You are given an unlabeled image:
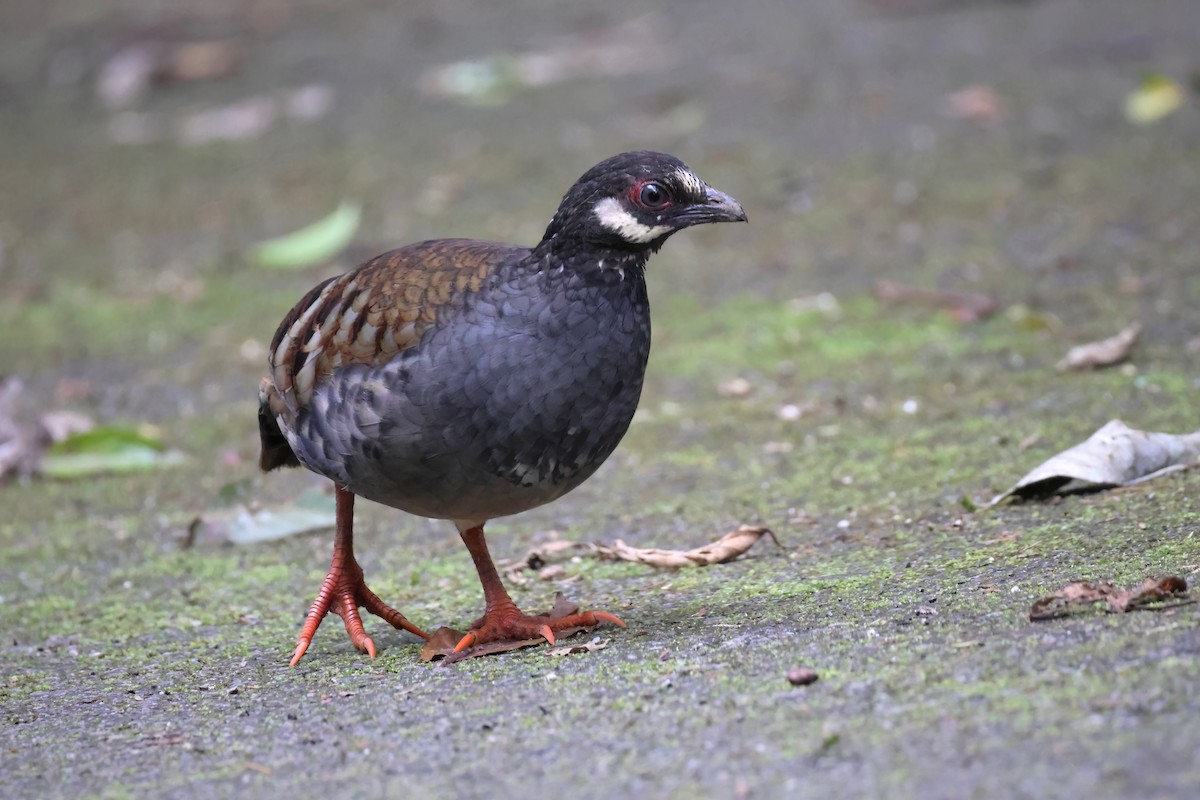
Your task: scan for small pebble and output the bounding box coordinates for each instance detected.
[787,667,819,686]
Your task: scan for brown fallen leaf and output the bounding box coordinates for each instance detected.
[872,280,998,323]
[593,524,779,569]
[158,40,240,84]
[1030,576,1190,621]
[988,420,1200,506]
[943,84,1006,123]
[1056,322,1142,371]
[420,593,599,663]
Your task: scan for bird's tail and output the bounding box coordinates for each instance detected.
[257,378,301,471]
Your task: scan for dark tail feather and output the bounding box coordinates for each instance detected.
[258,399,301,471]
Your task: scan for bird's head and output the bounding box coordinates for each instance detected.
[536,151,747,262]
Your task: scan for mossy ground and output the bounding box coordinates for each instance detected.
[2,1,1199,798]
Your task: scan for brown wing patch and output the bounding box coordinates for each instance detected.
[262,239,528,417]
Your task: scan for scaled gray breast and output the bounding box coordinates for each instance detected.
[294,262,651,520]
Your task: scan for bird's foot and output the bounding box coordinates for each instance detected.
[291,562,429,666]
[453,605,625,653]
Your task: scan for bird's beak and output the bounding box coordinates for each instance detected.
[682,186,748,225]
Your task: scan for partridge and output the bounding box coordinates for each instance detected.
[258,151,746,664]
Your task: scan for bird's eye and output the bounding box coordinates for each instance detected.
[638,182,669,208]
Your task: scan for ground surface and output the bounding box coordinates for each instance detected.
[2,1,1199,798]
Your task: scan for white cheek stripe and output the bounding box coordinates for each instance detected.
[593,197,671,244]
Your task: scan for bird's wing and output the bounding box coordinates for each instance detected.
[261,238,528,419]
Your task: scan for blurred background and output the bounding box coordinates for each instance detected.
[2,0,1198,541]
[3,0,1196,396]
[3,3,1199,796]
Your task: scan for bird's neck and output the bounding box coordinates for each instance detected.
[530,238,652,281]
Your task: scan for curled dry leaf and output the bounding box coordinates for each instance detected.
[594,524,779,569]
[989,420,1200,506]
[1056,322,1141,371]
[1030,576,1189,621]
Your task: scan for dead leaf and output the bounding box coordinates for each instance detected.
[0,378,46,482]
[546,637,609,657]
[159,41,240,84]
[717,377,754,398]
[873,280,997,323]
[420,593,599,663]
[1125,74,1185,125]
[418,15,668,106]
[177,96,278,145]
[989,420,1200,506]
[200,488,336,545]
[96,39,241,110]
[39,424,186,478]
[943,84,1006,123]
[519,539,589,570]
[96,43,161,108]
[1056,322,1142,371]
[594,525,779,569]
[1030,576,1189,620]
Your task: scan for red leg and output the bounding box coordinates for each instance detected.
[452,524,625,653]
[290,486,430,665]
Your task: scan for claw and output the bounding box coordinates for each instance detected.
[453,631,478,653]
[288,486,426,665]
[539,625,556,646]
[590,611,626,628]
[290,637,312,667]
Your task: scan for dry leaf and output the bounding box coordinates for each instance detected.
[989,420,1200,506]
[159,41,240,84]
[717,377,754,398]
[200,489,336,545]
[943,84,1005,123]
[419,15,668,105]
[873,280,997,323]
[594,525,779,569]
[518,539,590,569]
[420,593,599,663]
[1030,576,1189,620]
[1056,322,1142,371]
